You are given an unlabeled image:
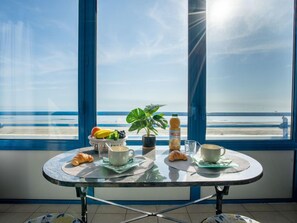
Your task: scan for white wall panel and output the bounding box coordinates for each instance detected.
[0,150,78,200]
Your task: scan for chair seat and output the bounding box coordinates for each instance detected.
[24,213,82,223]
[202,213,260,223]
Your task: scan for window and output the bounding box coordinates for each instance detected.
[96,0,188,141]
[1,0,297,150]
[206,0,294,140]
[0,0,79,140]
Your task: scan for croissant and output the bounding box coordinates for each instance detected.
[168,150,188,162]
[71,153,94,166]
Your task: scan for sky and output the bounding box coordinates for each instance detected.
[206,0,294,112]
[97,0,188,112]
[0,0,78,111]
[0,0,294,114]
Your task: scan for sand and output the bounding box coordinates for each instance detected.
[0,125,287,139]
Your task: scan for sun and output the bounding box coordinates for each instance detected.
[208,0,234,26]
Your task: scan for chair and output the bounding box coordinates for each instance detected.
[201,213,260,223]
[24,213,83,223]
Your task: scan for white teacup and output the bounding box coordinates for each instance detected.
[108,146,135,166]
[200,144,225,163]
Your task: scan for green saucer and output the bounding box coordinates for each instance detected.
[192,156,238,168]
[99,156,146,174]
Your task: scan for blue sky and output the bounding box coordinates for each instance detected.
[206,0,294,112]
[97,0,187,112]
[0,0,294,113]
[0,0,78,111]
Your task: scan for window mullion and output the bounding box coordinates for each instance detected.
[78,0,97,146]
[188,0,207,145]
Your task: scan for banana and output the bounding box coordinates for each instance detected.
[94,129,114,139]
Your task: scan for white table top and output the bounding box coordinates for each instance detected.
[43,146,263,188]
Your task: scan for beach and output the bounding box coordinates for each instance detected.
[0,125,288,140]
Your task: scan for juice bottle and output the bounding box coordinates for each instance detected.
[169,114,181,151]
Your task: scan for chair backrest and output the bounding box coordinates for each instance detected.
[202,213,260,223]
[24,213,83,223]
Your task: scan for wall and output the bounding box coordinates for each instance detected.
[0,150,294,202]
[0,151,77,200]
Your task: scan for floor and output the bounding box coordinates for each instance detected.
[1,202,297,223]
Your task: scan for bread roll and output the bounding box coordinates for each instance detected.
[71,153,94,166]
[168,150,187,162]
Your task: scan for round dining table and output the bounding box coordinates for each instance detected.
[43,146,263,223]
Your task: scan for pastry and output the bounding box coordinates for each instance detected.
[71,153,94,166]
[168,150,188,162]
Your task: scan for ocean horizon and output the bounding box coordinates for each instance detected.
[0,111,290,140]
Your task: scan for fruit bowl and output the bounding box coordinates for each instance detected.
[88,135,127,153]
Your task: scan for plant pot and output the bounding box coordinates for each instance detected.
[142,134,156,149]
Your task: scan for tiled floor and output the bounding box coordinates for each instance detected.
[1,202,297,223]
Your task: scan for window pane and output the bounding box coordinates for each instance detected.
[206,0,293,140]
[0,0,78,139]
[97,0,188,140]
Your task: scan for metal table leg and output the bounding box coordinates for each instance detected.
[78,186,229,223]
[215,186,229,215]
[85,192,216,223]
[76,187,88,223]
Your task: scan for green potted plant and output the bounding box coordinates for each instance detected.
[126,104,168,149]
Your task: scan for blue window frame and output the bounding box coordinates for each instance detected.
[0,0,96,150]
[189,0,297,151]
[1,0,297,151]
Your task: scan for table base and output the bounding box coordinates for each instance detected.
[76,186,230,223]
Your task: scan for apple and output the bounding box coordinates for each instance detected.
[91,126,101,137]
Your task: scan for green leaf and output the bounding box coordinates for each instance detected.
[150,126,158,135]
[153,115,168,128]
[128,120,143,132]
[153,114,163,120]
[126,108,145,123]
[126,104,167,136]
[159,119,168,129]
[154,120,166,129]
[144,104,164,115]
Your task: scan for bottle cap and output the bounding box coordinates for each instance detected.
[172,114,178,117]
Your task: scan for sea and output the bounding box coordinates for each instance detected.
[0,112,291,140]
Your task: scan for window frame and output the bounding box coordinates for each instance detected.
[0,0,97,151]
[0,0,296,151]
[189,0,297,151]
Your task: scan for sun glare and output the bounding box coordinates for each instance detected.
[208,0,233,26]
